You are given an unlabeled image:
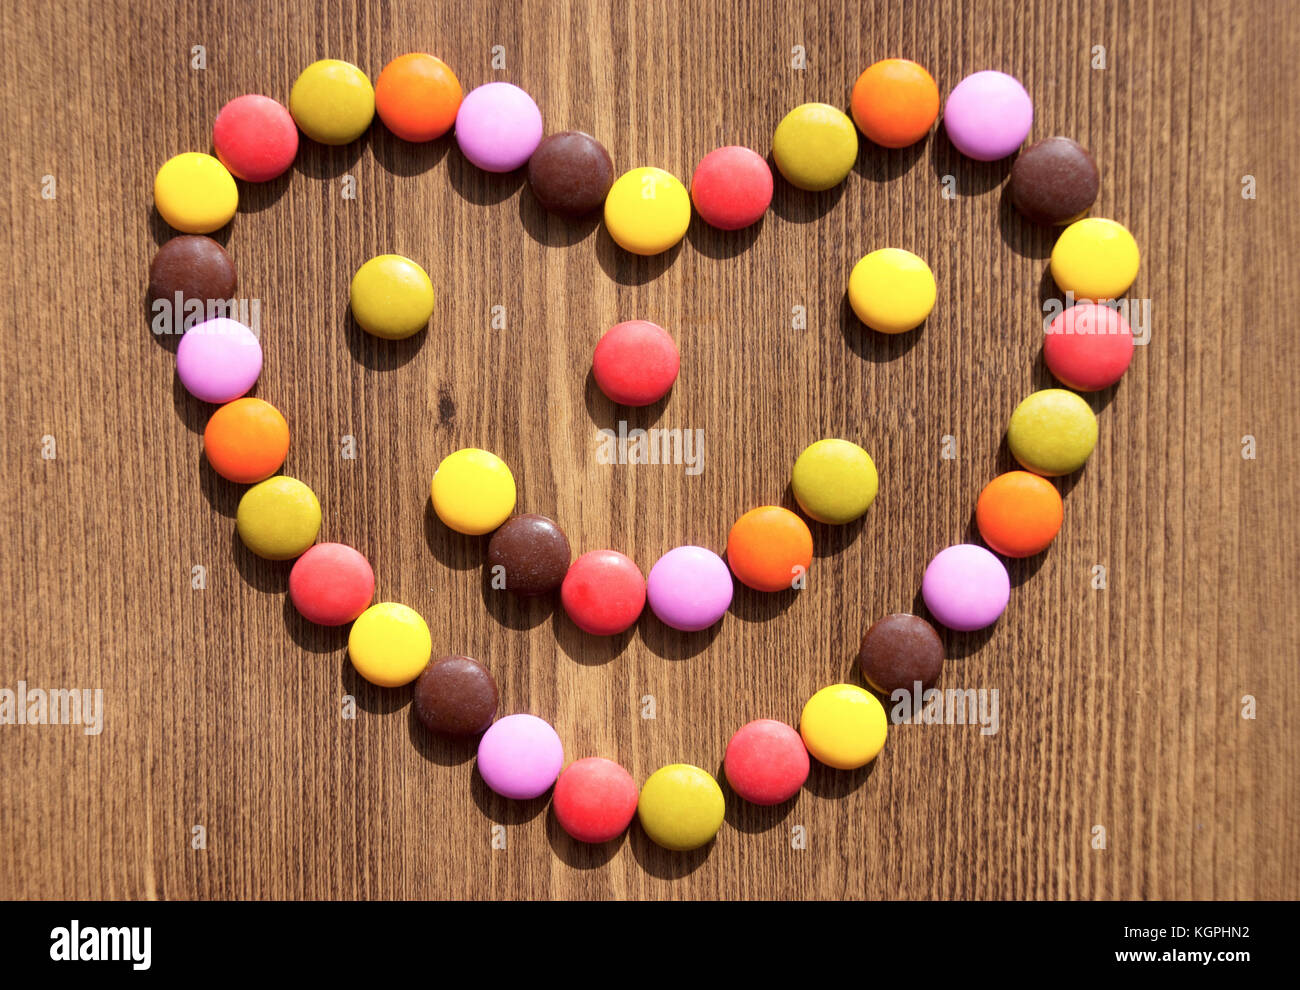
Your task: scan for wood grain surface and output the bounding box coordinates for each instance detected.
[2,0,1298,901]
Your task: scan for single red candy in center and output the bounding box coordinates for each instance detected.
[560,550,645,635]
[592,320,680,406]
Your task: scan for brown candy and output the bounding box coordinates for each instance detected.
[413,656,498,736]
[1008,136,1099,226]
[858,613,944,694]
[148,234,237,305]
[526,131,614,218]
[487,513,571,596]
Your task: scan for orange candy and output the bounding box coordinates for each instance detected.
[850,58,940,149]
[976,471,1063,558]
[204,397,290,484]
[374,53,463,142]
[726,506,814,592]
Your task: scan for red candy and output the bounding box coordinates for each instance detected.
[560,550,646,635]
[552,757,639,843]
[690,145,773,230]
[213,94,299,182]
[1043,302,1135,391]
[591,320,679,407]
[724,719,810,805]
[288,543,375,625]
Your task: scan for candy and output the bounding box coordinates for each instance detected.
[289,59,375,145]
[723,719,809,805]
[1050,217,1140,300]
[1008,136,1099,225]
[527,131,614,217]
[976,471,1063,558]
[349,254,435,340]
[850,58,940,149]
[153,152,238,233]
[921,544,1010,631]
[645,546,734,632]
[148,235,236,317]
[235,476,321,561]
[637,764,725,851]
[413,656,498,735]
[603,166,691,255]
[942,70,1033,161]
[771,103,858,191]
[374,53,462,142]
[476,713,564,800]
[486,514,571,596]
[560,550,645,635]
[348,602,431,687]
[848,248,936,333]
[858,613,944,694]
[212,94,298,182]
[790,438,879,524]
[591,320,680,406]
[1006,388,1098,476]
[455,82,543,172]
[552,757,640,843]
[726,506,812,593]
[288,543,375,625]
[430,448,517,535]
[800,684,887,769]
[176,317,262,403]
[689,145,773,230]
[1044,302,1135,391]
[203,397,289,483]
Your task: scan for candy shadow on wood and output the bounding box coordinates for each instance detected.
[551,607,635,665]
[781,481,867,558]
[685,214,764,260]
[594,224,681,286]
[910,586,998,660]
[446,150,526,206]
[143,293,183,352]
[282,593,349,654]
[197,449,240,518]
[583,366,668,428]
[629,823,713,879]
[470,769,549,825]
[637,609,720,661]
[725,576,798,623]
[768,166,846,224]
[343,312,426,372]
[1029,344,1122,416]
[803,755,875,799]
[854,136,928,184]
[235,171,292,215]
[928,128,1015,196]
[517,188,600,248]
[479,567,555,631]
[993,433,1085,500]
[230,527,291,594]
[544,804,626,869]
[148,206,231,249]
[338,654,411,716]
[172,371,209,434]
[406,705,478,767]
[961,507,1048,589]
[998,182,1055,259]
[839,292,924,363]
[716,757,797,834]
[423,496,481,572]
[370,128,452,179]
[293,135,366,181]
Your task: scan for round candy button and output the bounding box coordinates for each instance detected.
[153,152,238,233]
[646,546,734,632]
[348,602,431,687]
[1044,302,1135,391]
[235,476,321,561]
[203,397,289,483]
[771,103,859,191]
[848,248,936,333]
[1050,217,1141,300]
[349,254,435,340]
[604,167,692,255]
[553,757,640,844]
[486,514,571,596]
[477,713,564,800]
[148,236,237,317]
[289,59,375,145]
[724,719,809,805]
[800,684,888,769]
[176,317,262,403]
[430,448,517,535]
[858,613,945,694]
[527,131,615,217]
[790,438,879,524]
[921,544,1011,631]
[850,58,941,148]
[943,70,1033,161]
[560,550,646,636]
[413,656,498,736]
[690,145,773,230]
[726,506,813,593]
[374,52,462,142]
[591,320,680,406]
[212,94,298,182]
[288,542,375,625]
[455,82,543,172]
[637,764,725,851]
[1009,136,1099,225]
[1007,388,1098,476]
[976,471,1063,558]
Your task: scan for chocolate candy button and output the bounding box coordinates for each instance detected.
[858,613,945,694]
[486,514,572,596]
[413,656,499,736]
[148,235,237,325]
[1009,137,1100,226]
[527,131,614,218]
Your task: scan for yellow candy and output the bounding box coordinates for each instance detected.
[289,59,375,145]
[848,248,936,333]
[772,103,859,191]
[800,684,887,769]
[637,764,725,851]
[348,602,432,687]
[235,476,321,560]
[791,439,878,524]
[603,166,691,255]
[153,153,238,233]
[1007,388,1098,477]
[430,448,516,535]
[349,254,435,339]
[1049,217,1140,300]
